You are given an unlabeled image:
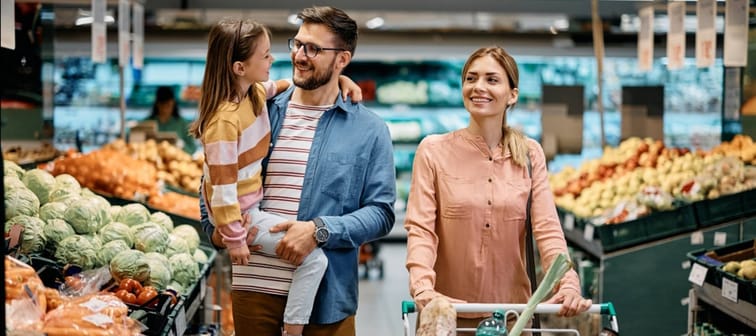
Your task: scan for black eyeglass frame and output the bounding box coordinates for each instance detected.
[288,38,346,58]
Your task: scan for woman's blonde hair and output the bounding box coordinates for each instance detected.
[189,19,270,138]
[462,46,529,168]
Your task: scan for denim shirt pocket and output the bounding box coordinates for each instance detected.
[320,152,358,204]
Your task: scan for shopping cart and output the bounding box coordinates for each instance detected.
[401,300,619,336]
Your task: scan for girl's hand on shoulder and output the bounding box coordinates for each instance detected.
[339,75,363,102]
[545,288,592,317]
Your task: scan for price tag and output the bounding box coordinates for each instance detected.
[200,276,207,300]
[7,224,23,249]
[564,214,575,231]
[174,307,187,336]
[680,297,690,306]
[583,225,595,241]
[688,263,708,286]
[690,231,704,245]
[722,277,738,303]
[681,261,691,270]
[713,232,727,246]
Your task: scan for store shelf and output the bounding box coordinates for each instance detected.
[692,282,756,330]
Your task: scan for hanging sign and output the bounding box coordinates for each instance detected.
[1,0,14,49]
[92,0,106,63]
[638,6,654,72]
[667,2,685,70]
[696,0,717,68]
[119,0,130,67]
[132,2,144,69]
[724,0,749,66]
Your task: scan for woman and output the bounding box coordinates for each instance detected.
[146,85,197,154]
[404,46,592,334]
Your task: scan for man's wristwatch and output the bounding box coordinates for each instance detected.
[313,217,330,247]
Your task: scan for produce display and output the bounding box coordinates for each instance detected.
[550,135,756,224]
[721,259,756,280]
[3,143,61,165]
[4,161,212,335]
[103,138,203,195]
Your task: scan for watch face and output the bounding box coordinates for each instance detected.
[316,228,329,242]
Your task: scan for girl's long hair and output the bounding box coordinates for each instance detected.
[462,46,529,168]
[190,18,270,138]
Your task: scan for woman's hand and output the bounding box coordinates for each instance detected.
[338,75,363,102]
[545,287,592,317]
[414,290,466,312]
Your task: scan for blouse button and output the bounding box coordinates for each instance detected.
[488,200,492,205]
[485,223,490,228]
[488,178,492,183]
[489,156,493,161]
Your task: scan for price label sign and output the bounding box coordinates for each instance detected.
[713,232,727,246]
[681,261,691,270]
[583,224,594,241]
[691,231,704,245]
[688,263,708,286]
[564,214,575,231]
[721,277,738,303]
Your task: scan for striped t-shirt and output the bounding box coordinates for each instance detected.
[202,81,276,248]
[230,102,330,294]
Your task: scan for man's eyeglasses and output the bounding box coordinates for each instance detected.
[288,38,345,58]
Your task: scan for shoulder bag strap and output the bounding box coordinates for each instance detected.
[524,152,542,333]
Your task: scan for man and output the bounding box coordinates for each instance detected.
[201,6,396,336]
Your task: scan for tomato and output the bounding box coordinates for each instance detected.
[118,278,143,294]
[114,289,130,303]
[137,288,158,306]
[124,292,137,304]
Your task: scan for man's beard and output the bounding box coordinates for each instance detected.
[292,57,336,90]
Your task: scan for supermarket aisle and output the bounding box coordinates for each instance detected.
[356,242,414,336]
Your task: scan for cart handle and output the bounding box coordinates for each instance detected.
[401,300,616,316]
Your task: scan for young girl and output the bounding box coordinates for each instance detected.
[189,18,360,336]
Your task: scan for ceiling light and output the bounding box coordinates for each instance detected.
[365,17,385,29]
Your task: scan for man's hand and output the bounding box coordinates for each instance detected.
[269,220,317,265]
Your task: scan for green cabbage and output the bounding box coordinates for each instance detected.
[109,206,122,222]
[54,174,81,194]
[165,234,190,257]
[115,203,151,227]
[43,218,75,251]
[150,211,174,232]
[110,249,150,282]
[5,215,47,254]
[84,195,112,229]
[193,248,209,264]
[167,281,185,295]
[55,235,98,269]
[39,202,67,221]
[47,187,81,206]
[168,252,200,287]
[63,198,103,234]
[5,187,40,219]
[5,175,26,192]
[98,222,134,248]
[22,169,56,204]
[97,240,131,266]
[145,258,172,291]
[145,252,170,265]
[171,224,200,253]
[4,160,25,179]
[132,222,170,253]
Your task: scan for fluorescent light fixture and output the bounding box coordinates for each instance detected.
[75,15,115,25]
[365,17,385,29]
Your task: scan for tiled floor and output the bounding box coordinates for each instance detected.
[355,242,415,336]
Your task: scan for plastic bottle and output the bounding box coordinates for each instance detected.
[475,309,508,336]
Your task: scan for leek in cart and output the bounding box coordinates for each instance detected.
[509,253,572,336]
